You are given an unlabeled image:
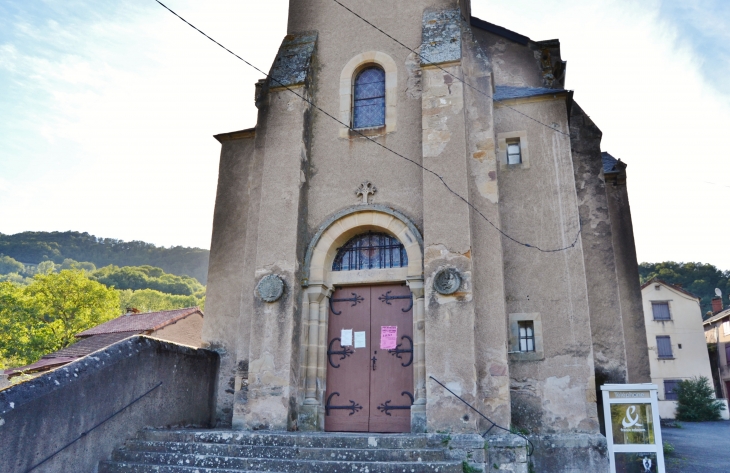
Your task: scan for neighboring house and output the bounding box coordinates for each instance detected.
[641,278,721,419]
[704,297,730,402]
[4,307,204,378]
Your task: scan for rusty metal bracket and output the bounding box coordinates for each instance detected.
[377,391,414,416]
[387,335,414,367]
[378,290,413,312]
[327,338,354,368]
[329,293,364,315]
[325,392,363,416]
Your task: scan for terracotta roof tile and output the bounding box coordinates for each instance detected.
[4,357,78,377]
[51,332,140,357]
[640,277,700,300]
[76,307,202,337]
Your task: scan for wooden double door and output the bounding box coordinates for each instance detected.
[325,284,414,433]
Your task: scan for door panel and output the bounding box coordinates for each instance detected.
[369,284,414,433]
[324,284,413,433]
[325,287,371,432]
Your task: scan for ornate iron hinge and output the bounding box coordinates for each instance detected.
[329,293,365,315]
[325,392,363,416]
[378,290,413,312]
[387,335,414,367]
[377,391,414,416]
[327,338,354,368]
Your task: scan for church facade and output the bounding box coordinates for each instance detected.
[202,0,649,459]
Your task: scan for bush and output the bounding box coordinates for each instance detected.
[675,376,726,421]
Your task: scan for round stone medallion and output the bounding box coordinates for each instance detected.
[257,274,284,302]
[433,268,461,295]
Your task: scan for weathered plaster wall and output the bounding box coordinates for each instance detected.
[202,131,260,426]
[569,103,628,386]
[0,337,217,473]
[152,312,204,347]
[605,169,652,383]
[495,97,599,434]
[462,26,511,428]
[706,315,730,399]
[202,130,260,425]
[293,0,432,236]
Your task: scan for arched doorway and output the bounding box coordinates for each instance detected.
[301,206,425,432]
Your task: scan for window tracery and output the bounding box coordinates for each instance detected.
[332,232,407,271]
[353,67,386,129]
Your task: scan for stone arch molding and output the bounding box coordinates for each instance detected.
[339,51,398,138]
[299,205,427,430]
[304,205,423,287]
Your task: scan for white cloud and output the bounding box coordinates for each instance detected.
[1,0,729,272]
[472,0,730,269]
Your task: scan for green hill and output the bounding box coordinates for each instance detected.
[639,262,730,318]
[0,231,209,283]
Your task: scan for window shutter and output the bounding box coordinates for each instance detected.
[652,302,670,320]
[657,336,673,358]
[664,380,679,400]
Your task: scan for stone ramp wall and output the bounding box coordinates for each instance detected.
[0,336,218,473]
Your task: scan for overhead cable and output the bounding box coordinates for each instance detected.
[331,0,571,137]
[152,0,581,253]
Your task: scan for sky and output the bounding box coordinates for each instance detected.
[0,0,728,270]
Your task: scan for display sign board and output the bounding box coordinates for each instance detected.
[601,384,665,473]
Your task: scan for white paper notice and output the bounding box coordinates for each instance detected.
[340,329,353,346]
[354,331,366,348]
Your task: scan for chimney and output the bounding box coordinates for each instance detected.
[711,296,723,315]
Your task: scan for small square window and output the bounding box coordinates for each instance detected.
[507,140,522,165]
[518,321,535,352]
[657,336,673,358]
[652,302,670,320]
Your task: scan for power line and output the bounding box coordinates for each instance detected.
[331,0,571,137]
[152,0,581,253]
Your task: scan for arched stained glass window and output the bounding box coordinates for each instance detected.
[332,232,408,271]
[353,67,385,129]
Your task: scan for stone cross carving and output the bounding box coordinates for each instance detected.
[355,181,377,205]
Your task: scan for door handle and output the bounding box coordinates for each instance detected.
[371,352,377,371]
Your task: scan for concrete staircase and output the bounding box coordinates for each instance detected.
[98,429,482,473]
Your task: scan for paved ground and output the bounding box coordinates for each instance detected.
[662,421,730,472]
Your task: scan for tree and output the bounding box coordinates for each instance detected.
[91,265,204,296]
[0,269,123,367]
[675,376,726,422]
[0,255,25,274]
[639,262,730,317]
[0,231,209,283]
[117,288,203,313]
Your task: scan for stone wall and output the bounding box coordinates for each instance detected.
[569,102,629,387]
[203,129,260,426]
[605,163,652,383]
[0,336,218,473]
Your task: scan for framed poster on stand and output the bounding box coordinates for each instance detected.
[601,384,665,473]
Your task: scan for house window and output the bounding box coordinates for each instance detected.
[657,336,673,358]
[723,320,730,336]
[651,302,670,320]
[332,232,407,271]
[725,343,730,364]
[518,321,535,352]
[506,139,522,164]
[664,380,680,401]
[353,66,385,129]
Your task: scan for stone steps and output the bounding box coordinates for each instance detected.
[123,440,448,462]
[98,429,468,473]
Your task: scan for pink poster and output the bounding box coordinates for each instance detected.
[380,326,398,350]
